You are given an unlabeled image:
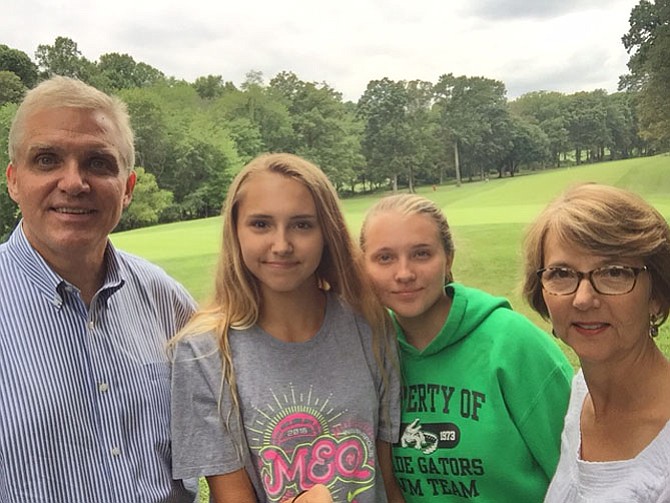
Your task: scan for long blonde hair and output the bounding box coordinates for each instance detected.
[175,153,394,423]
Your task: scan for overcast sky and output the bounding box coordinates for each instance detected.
[2,0,639,102]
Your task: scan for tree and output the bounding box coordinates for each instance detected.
[193,74,235,99]
[117,167,173,230]
[268,71,303,104]
[212,81,294,154]
[96,53,165,90]
[434,74,510,183]
[564,90,611,163]
[0,45,38,88]
[133,62,166,88]
[402,80,440,188]
[121,90,174,182]
[241,69,264,90]
[167,139,232,218]
[35,36,95,81]
[621,0,670,148]
[357,78,420,191]
[267,72,360,188]
[510,91,570,167]
[501,117,550,176]
[0,71,26,106]
[97,53,138,90]
[604,91,644,158]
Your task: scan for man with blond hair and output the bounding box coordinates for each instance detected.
[0,76,197,502]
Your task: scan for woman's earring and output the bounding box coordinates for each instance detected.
[650,314,660,338]
[317,276,331,291]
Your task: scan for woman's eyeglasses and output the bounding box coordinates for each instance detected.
[536,265,648,296]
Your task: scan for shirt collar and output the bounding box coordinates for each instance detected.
[7,222,125,307]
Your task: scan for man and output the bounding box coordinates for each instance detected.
[0,76,197,502]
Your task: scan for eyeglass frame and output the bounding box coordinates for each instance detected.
[536,265,649,296]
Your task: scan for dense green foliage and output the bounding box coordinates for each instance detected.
[0,44,38,88]
[621,0,670,148]
[0,71,26,106]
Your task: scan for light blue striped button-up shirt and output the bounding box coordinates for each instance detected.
[0,224,198,503]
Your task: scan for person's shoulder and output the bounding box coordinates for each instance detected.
[116,248,165,272]
[329,293,367,324]
[485,307,557,351]
[174,329,220,360]
[457,285,562,354]
[0,235,17,262]
[114,248,194,305]
[327,293,375,341]
[0,241,11,267]
[453,284,529,328]
[116,249,180,286]
[0,239,22,283]
[0,249,10,287]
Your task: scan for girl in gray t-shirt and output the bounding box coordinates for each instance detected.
[170,153,402,503]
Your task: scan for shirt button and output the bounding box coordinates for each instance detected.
[111,447,121,456]
[98,382,109,392]
[88,321,95,330]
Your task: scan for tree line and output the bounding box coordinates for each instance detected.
[0,0,668,239]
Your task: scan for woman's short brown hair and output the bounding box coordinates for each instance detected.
[522,183,670,324]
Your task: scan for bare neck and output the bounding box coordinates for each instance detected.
[258,283,327,343]
[582,343,670,416]
[397,294,452,351]
[579,344,670,462]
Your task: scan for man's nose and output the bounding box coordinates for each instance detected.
[58,160,90,194]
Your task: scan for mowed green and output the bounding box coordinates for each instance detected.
[111,154,670,366]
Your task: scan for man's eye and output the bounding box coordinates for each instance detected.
[35,154,58,167]
[88,157,119,174]
[89,158,109,170]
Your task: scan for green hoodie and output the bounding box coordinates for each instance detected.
[392,283,573,502]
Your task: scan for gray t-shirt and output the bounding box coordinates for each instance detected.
[171,293,400,503]
[545,370,670,502]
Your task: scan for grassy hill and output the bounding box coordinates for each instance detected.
[111,154,670,365]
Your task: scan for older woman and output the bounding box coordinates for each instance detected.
[523,183,670,502]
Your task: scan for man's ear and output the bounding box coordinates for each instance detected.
[6,163,20,204]
[122,170,137,208]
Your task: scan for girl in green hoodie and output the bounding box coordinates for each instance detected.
[360,194,573,503]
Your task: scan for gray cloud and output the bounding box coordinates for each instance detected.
[465,0,623,20]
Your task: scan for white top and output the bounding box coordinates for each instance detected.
[545,370,670,502]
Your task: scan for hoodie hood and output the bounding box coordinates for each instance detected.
[392,282,512,357]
